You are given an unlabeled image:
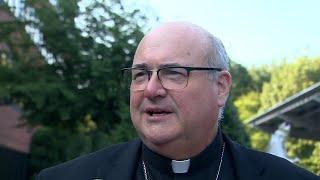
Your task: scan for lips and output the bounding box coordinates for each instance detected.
[144,107,173,117]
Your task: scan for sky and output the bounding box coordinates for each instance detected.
[135,0,320,67]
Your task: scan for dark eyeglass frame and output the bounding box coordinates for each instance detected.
[121,66,223,90]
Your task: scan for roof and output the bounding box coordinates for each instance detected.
[249,81,320,140]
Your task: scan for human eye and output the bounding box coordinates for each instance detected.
[132,69,148,82]
[162,68,187,80]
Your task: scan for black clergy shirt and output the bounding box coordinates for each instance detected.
[135,129,237,180]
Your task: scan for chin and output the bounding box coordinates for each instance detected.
[142,128,180,146]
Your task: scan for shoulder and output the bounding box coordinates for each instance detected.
[36,138,141,180]
[228,139,318,179]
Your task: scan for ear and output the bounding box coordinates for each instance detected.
[216,71,232,107]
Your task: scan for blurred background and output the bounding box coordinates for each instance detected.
[0,0,319,179]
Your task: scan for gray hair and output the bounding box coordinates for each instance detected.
[204,34,230,123]
[205,34,230,80]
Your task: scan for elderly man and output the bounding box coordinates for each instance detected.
[36,22,318,180]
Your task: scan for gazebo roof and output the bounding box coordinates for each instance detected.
[249,81,320,140]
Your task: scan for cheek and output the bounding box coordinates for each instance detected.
[170,91,199,123]
[130,93,143,120]
[130,94,144,135]
[173,87,218,125]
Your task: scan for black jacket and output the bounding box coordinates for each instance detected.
[36,135,318,180]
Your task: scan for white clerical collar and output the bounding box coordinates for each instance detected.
[171,159,190,173]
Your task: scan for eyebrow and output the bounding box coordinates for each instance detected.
[159,63,182,68]
[132,63,147,68]
[132,63,183,69]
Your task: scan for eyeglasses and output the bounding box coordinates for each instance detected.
[121,66,222,91]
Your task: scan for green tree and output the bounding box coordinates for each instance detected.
[229,61,253,100]
[231,62,271,151]
[221,96,250,147]
[0,0,146,177]
[234,91,260,123]
[248,65,271,92]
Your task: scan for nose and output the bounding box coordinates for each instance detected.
[144,71,167,99]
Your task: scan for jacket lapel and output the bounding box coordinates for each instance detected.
[97,139,143,180]
[224,134,266,180]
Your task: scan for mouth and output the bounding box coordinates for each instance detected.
[145,107,173,117]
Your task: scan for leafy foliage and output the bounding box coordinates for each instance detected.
[229,61,253,100]
[221,96,250,147]
[234,91,261,123]
[248,65,271,92]
[1,0,145,177]
[231,62,270,150]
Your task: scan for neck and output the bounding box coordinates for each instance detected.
[141,127,225,176]
[143,126,218,160]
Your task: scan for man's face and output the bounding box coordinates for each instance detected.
[130,25,227,150]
